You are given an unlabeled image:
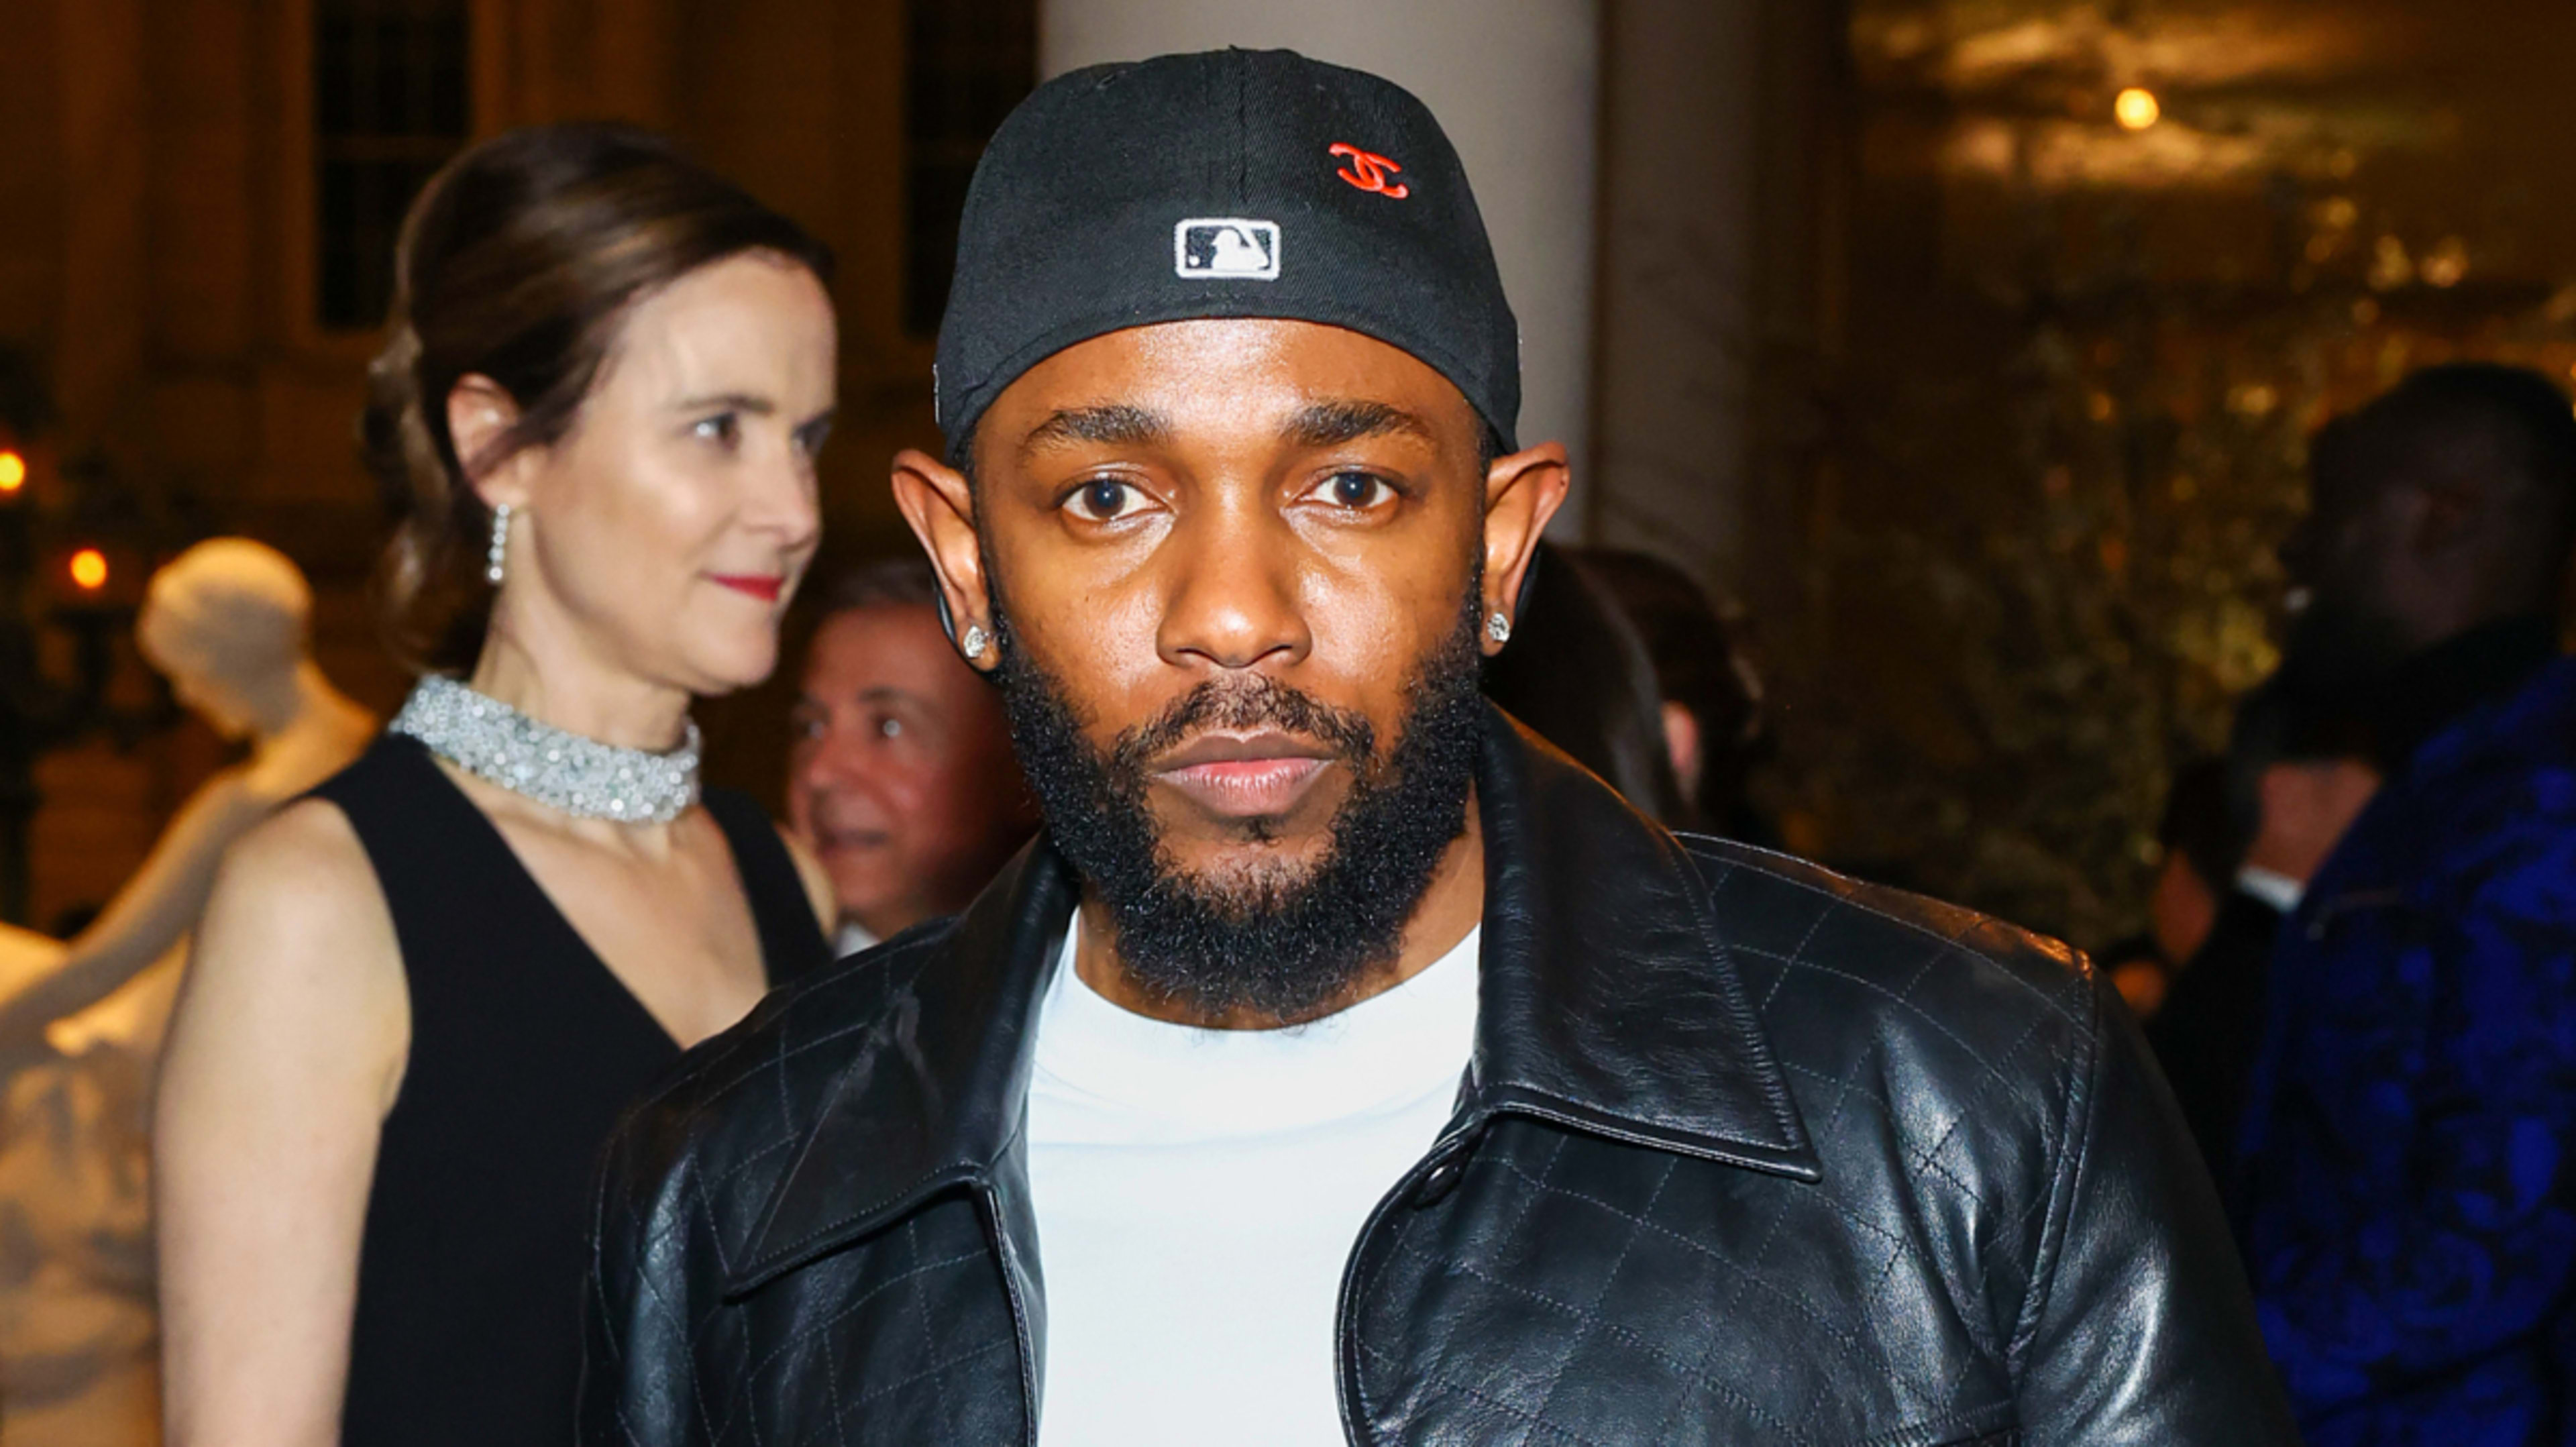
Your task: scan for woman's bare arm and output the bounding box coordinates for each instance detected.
[155,798,409,1447]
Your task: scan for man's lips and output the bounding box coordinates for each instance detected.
[804,828,896,859]
[711,574,785,603]
[809,824,891,855]
[1149,731,1337,817]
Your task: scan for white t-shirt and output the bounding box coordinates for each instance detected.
[1025,924,1481,1445]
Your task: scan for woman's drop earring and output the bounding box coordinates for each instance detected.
[961,624,991,661]
[486,504,513,586]
[1486,611,1512,645]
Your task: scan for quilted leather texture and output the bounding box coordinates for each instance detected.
[582,712,2298,1446]
[582,936,1037,1445]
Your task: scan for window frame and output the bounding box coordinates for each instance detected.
[272,0,508,360]
[900,0,1037,339]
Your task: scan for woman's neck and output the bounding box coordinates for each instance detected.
[468,610,692,751]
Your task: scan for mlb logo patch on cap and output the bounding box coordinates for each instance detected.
[1175,219,1281,280]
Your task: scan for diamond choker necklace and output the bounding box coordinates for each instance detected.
[389,673,701,823]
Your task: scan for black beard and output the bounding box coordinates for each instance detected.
[991,593,1485,1024]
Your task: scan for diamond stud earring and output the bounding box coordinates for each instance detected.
[1486,611,1512,645]
[486,503,513,586]
[961,624,991,661]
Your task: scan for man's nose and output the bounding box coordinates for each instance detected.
[1155,503,1309,673]
[796,725,869,790]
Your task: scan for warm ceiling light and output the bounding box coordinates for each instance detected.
[2114,87,2162,131]
[0,451,24,492]
[68,547,107,591]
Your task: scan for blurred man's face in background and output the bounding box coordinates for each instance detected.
[2278,437,2420,698]
[789,603,1033,942]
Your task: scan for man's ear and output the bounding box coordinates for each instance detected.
[891,448,996,671]
[446,375,534,508]
[1479,441,1572,654]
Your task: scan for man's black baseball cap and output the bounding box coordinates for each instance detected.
[934,48,1520,462]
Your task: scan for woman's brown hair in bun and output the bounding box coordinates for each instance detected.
[362,123,833,671]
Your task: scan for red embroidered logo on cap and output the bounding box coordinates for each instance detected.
[1330,144,1410,199]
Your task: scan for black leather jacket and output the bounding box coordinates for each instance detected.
[582,711,2297,1444]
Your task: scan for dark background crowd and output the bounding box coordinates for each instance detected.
[1,1,2574,1442]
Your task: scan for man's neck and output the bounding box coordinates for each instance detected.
[1073,796,1486,1030]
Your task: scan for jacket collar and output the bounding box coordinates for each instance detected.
[1462,707,1819,1179]
[729,706,1816,1295]
[2369,615,2560,772]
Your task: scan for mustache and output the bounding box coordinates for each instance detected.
[1111,675,1377,776]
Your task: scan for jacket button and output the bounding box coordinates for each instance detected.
[1410,1151,1468,1208]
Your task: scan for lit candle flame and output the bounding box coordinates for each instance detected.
[0,451,24,493]
[2114,88,2161,131]
[70,548,108,591]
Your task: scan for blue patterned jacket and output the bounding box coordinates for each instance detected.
[2237,651,2576,1445]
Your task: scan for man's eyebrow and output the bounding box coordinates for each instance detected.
[1283,400,1435,451]
[796,684,941,720]
[860,684,947,725]
[674,391,777,415]
[1019,404,1171,458]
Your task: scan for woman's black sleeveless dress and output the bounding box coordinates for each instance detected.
[311,732,828,1444]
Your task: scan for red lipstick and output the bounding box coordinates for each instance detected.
[710,574,785,603]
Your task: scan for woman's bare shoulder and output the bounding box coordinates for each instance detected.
[193,796,399,989]
[166,796,409,1117]
[220,796,379,898]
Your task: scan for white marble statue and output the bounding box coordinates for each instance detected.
[0,537,373,1444]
